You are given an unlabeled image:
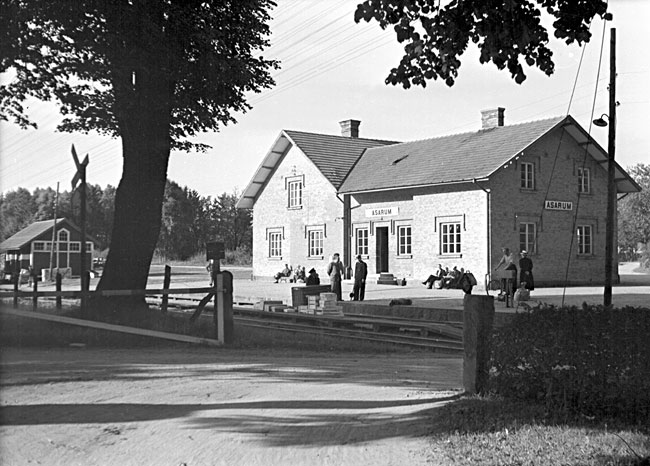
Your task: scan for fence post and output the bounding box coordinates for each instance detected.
[13,272,19,308]
[56,273,62,310]
[32,276,38,310]
[463,294,495,395]
[161,265,171,313]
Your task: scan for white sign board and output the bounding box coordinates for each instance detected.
[544,200,573,211]
[365,206,399,218]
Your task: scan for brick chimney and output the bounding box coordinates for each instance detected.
[339,119,361,138]
[480,107,505,129]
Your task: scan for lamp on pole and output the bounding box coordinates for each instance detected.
[592,28,616,306]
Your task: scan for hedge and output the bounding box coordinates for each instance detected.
[489,304,650,424]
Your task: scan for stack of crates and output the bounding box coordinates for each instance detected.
[317,292,343,316]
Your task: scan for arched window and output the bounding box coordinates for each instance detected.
[58,229,69,242]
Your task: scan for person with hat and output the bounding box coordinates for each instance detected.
[306,268,320,286]
[327,253,345,300]
[519,250,535,290]
[352,254,368,301]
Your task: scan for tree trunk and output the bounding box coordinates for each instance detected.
[92,16,173,316]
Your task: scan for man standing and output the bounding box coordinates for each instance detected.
[353,255,368,301]
[326,253,344,301]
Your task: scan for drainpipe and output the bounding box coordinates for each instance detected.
[473,179,491,293]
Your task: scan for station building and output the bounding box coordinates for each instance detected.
[237,108,641,287]
[0,218,94,280]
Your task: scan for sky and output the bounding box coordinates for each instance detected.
[1,0,648,198]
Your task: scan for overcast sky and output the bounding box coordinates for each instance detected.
[1,0,648,198]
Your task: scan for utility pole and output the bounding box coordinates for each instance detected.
[49,182,59,280]
[604,28,616,306]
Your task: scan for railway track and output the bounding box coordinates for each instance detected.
[145,295,464,353]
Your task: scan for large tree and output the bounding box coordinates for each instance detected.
[355,0,609,87]
[618,164,650,266]
[1,1,277,311]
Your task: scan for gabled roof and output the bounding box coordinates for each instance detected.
[1,218,66,251]
[339,115,641,194]
[236,130,397,209]
[1,218,77,251]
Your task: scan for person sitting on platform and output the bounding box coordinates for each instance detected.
[423,264,446,289]
[443,266,461,289]
[306,268,320,286]
[292,265,306,283]
[273,264,292,283]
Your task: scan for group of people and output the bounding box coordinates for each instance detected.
[327,253,368,301]
[273,264,321,284]
[494,247,535,300]
[422,264,476,293]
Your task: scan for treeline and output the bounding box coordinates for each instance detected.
[0,180,252,262]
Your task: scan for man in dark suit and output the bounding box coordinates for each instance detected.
[353,255,368,301]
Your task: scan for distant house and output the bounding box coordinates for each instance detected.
[0,218,94,280]
[237,109,641,287]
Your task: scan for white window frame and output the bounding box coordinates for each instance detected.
[33,241,46,252]
[577,225,593,255]
[269,232,282,258]
[521,162,535,190]
[288,180,303,209]
[355,228,369,257]
[519,222,536,254]
[397,225,412,255]
[578,167,591,194]
[57,229,69,242]
[308,230,324,257]
[440,222,461,255]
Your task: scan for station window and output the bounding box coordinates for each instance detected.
[58,230,69,242]
[519,222,536,254]
[288,180,302,209]
[397,225,412,255]
[70,242,80,252]
[355,228,368,256]
[441,222,461,254]
[269,232,282,258]
[577,225,593,255]
[33,241,45,251]
[578,167,591,193]
[308,230,324,257]
[521,162,535,190]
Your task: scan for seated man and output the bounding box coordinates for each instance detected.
[273,264,292,283]
[306,268,320,286]
[443,266,461,289]
[293,265,306,283]
[422,264,446,289]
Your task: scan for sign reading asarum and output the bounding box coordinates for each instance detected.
[544,200,573,211]
[365,206,399,218]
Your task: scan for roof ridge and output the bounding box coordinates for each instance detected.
[367,115,567,149]
[283,129,399,145]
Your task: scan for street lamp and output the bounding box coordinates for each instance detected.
[593,114,609,127]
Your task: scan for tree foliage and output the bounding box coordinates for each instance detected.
[355,0,609,87]
[0,1,276,309]
[618,164,650,266]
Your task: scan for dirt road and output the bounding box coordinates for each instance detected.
[0,347,462,466]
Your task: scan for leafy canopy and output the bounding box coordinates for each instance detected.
[355,0,609,87]
[0,0,279,151]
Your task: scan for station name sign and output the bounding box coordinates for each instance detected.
[366,206,399,218]
[544,200,573,211]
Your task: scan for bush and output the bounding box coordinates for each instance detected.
[489,304,650,424]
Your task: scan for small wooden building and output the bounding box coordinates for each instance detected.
[0,218,94,279]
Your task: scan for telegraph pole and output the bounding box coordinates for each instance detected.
[604,28,616,306]
[71,145,89,310]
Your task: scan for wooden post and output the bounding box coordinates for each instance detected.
[463,295,495,395]
[161,265,171,313]
[56,273,62,310]
[32,275,38,310]
[13,268,19,308]
[222,270,234,344]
